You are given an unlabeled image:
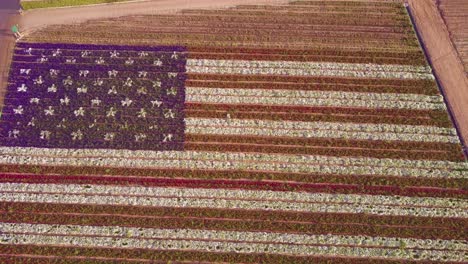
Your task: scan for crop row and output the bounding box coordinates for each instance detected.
[185,87,444,110]
[1,209,462,240]
[105,18,412,33]
[1,148,466,180]
[289,1,404,8]
[5,182,464,208]
[184,134,462,161]
[1,172,465,198]
[186,74,438,95]
[32,31,415,48]
[3,201,465,232]
[185,103,452,127]
[1,221,464,251]
[0,244,452,264]
[1,163,465,192]
[0,189,465,219]
[3,146,465,170]
[1,233,461,262]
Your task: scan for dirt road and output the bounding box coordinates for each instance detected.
[0,0,20,108]
[408,0,468,154]
[19,0,290,34]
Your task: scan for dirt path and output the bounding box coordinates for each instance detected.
[408,0,468,155]
[0,0,20,108]
[19,0,290,34]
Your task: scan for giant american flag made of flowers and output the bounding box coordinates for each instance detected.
[1,43,186,151]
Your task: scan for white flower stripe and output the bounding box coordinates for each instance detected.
[186,59,432,73]
[186,93,445,111]
[0,227,464,262]
[1,223,466,251]
[187,66,434,80]
[186,119,457,136]
[187,125,460,143]
[2,183,465,209]
[185,118,460,144]
[0,192,466,218]
[1,147,466,169]
[1,154,467,179]
[187,87,445,103]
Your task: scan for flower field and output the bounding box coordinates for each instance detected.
[0,0,467,263]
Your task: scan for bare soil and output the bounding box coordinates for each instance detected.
[408,0,468,154]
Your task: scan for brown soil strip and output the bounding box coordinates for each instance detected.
[408,0,468,158]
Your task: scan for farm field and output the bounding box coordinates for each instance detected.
[21,0,132,10]
[0,0,467,263]
[435,0,468,73]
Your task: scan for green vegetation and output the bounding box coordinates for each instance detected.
[21,0,131,10]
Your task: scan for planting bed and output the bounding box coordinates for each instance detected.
[436,0,468,72]
[0,0,467,263]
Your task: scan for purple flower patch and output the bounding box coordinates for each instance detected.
[1,43,187,151]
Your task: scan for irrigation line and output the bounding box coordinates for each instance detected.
[405,4,468,160]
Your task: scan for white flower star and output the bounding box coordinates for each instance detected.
[74,107,85,117]
[77,85,88,94]
[137,87,147,95]
[71,130,83,140]
[79,70,89,77]
[49,69,59,76]
[163,133,173,142]
[95,57,105,64]
[48,84,57,93]
[121,97,133,107]
[151,100,162,108]
[138,51,149,57]
[33,76,44,85]
[40,130,51,140]
[29,98,40,104]
[63,76,73,86]
[123,78,133,87]
[60,96,70,106]
[106,107,117,117]
[17,84,27,92]
[91,98,101,106]
[8,129,20,138]
[104,132,115,141]
[153,59,163,66]
[108,70,118,78]
[44,106,55,116]
[20,69,31,75]
[137,108,147,118]
[138,71,148,78]
[108,86,118,95]
[135,133,147,142]
[13,105,24,115]
[110,50,120,58]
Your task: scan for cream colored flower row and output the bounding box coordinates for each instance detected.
[1,192,466,218]
[185,118,460,143]
[3,183,465,209]
[187,87,444,103]
[187,66,434,80]
[0,225,463,262]
[1,148,466,179]
[1,223,466,251]
[186,59,432,73]
[187,118,456,135]
[186,88,446,110]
